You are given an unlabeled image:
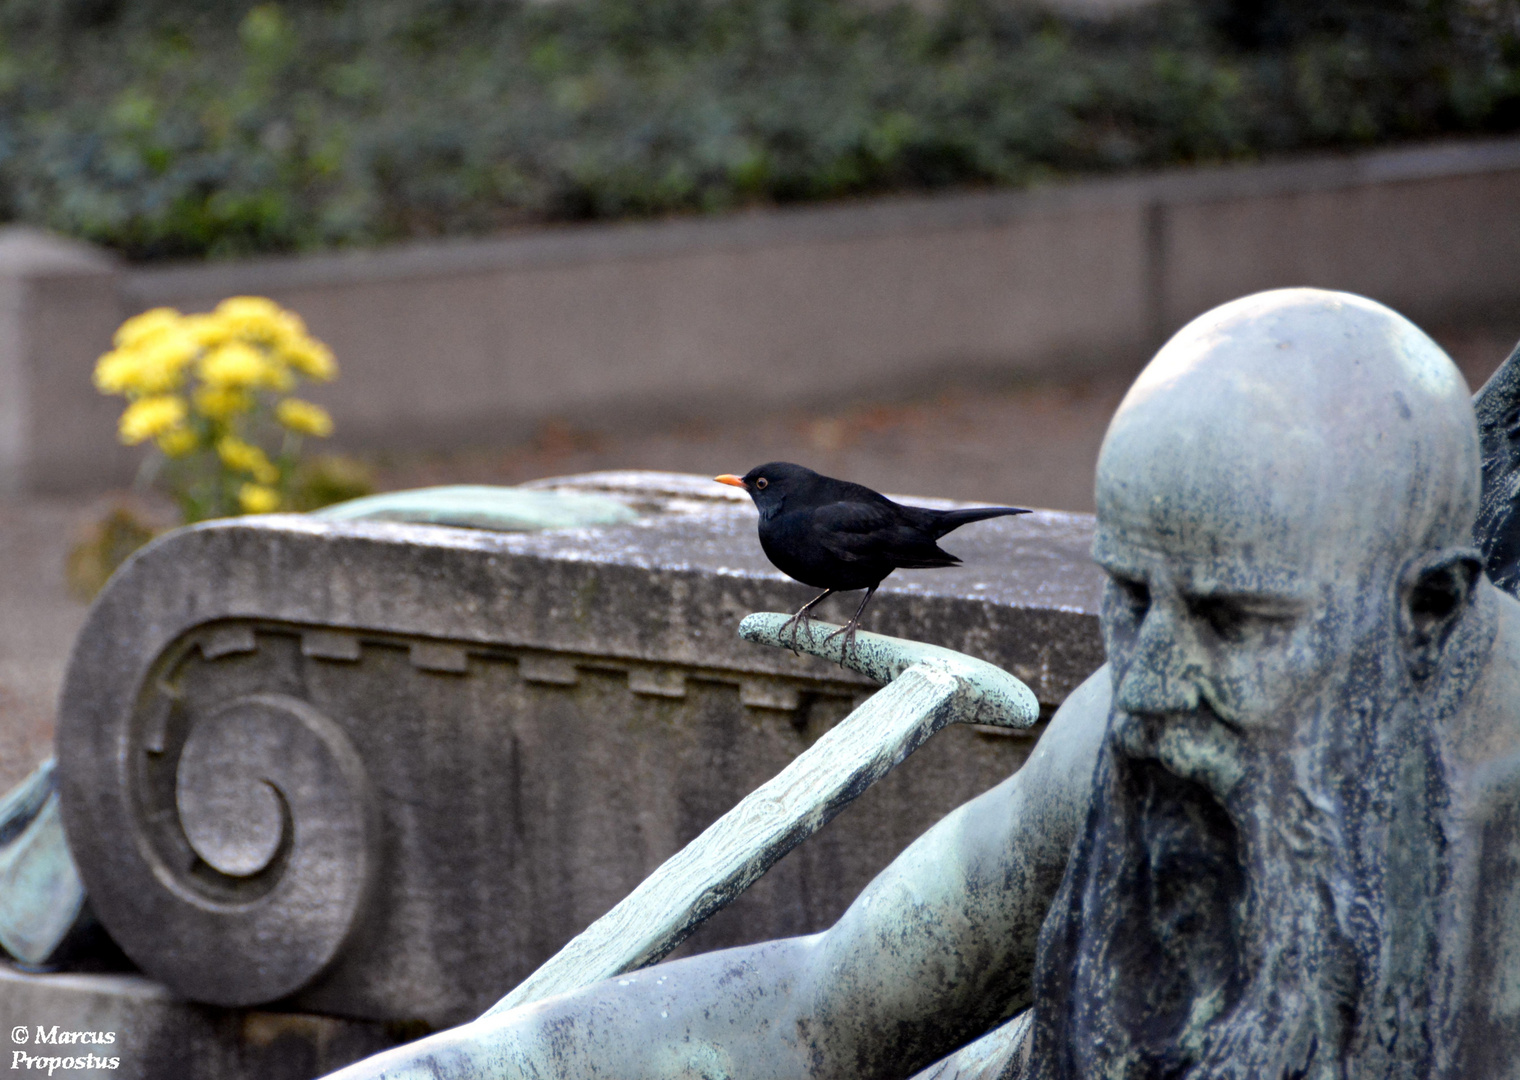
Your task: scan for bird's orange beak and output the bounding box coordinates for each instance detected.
[714,474,747,489]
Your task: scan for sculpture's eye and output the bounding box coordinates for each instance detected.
[756,478,768,489]
[1191,597,1247,643]
[1112,576,1150,621]
[1187,594,1300,645]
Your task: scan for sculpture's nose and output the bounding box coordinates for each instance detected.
[1114,601,1202,716]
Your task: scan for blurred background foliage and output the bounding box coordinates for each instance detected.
[1,0,1517,261]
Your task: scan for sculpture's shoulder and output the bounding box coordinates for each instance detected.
[1014,665,1111,837]
[1439,586,1520,1077]
[1445,585,1520,778]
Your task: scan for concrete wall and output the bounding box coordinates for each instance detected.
[0,230,128,494]
[5,136,1520,494]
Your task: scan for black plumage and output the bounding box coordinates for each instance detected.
[716,461,1031,652]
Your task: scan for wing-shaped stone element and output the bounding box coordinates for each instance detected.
[1473,338,1520,592]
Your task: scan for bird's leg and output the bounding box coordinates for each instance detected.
[823,585,877,661]
[778,590,834,654]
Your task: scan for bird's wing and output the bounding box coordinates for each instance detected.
[812,500,958,568]
[810,501,897,563]
[1475,338,1520,595]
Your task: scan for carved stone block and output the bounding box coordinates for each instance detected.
[54,497,1103,1026]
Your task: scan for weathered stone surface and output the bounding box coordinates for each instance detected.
[54,484,1103,1026]
[168,692,377,1006]
[481,614,1040,1018]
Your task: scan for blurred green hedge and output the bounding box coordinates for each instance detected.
[2,0,1516,261]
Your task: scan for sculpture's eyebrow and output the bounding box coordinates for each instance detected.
[1092,543,1312,615]
[1090,545,1148,583]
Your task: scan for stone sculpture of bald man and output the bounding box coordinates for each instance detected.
[327,289,1520,1079]
[1028,289,1498,1079]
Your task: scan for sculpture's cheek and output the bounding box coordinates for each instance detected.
[1184,611,1354,736]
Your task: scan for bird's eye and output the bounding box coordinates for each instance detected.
[756,478,768,489]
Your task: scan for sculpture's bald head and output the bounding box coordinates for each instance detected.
[1097,287,1477,582]
[1092,289,1483,766]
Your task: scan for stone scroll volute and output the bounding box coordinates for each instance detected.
[95,633,377,1006]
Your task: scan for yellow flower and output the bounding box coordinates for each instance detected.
[215,296,284,323]
[118,395,188,445]
[97,314,200,397]
[155,427,199,458]
[238,483,282,514]
[94,349,142,395]
[215,296,306,349]
[135,329,199,390]
[217,436,279,484]
[275,398,333,437]
[199,341,291,390]
[97,299,341,517]
[113,308,182,350]
[199,340,266,386]
[281,336,337,381]
[182,312,231,349]
[193,385,254,419]
[97,343,187,398]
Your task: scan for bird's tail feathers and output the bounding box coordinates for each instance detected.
[932,506,1031,538]
[894,551,963,570]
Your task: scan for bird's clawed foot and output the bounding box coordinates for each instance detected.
[821,619,861,661]
[777,610,812,655]
[779,590,833,655]
[777,586,876,665]
[820,585,877,665]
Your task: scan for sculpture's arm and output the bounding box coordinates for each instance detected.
[802,665,1108,1072]
[0,759,90,967]
[327,667,1110,1080]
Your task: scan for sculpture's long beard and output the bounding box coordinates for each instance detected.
[1024,687,1446,1080]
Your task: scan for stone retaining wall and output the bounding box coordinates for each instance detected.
[5,136,1519,494]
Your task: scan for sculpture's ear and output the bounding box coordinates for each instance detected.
[1400,547,1484,681]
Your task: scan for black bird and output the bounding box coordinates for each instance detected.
[715,462,1031,653]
